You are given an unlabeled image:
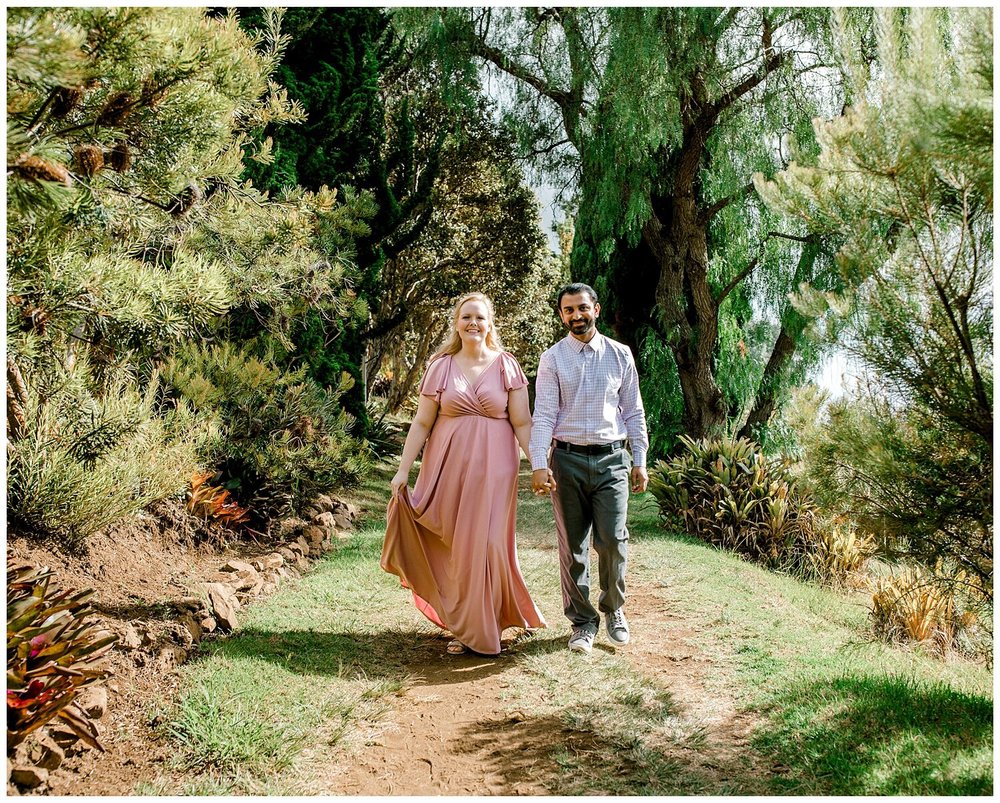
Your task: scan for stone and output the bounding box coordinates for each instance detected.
[76,686,108,719]
[344,501,360,518]
[300,506,322,521]
[260,581,277,596]
[174,596,204,613]
[221,559,256,574]
[200,616,217,634]
[33,738,65,771]
[285,540,305,555]
[333,513,352,530]
[226,568,259,592]
[295,553,311,571]
[295,535,310,554]
[118,623,142,651]
[302,526,325,555]
[303,523,325,539]
[11,766,48,789]
[277,546,296,561]
[262,553,284,569]
[48,726,79,749]
[314,494,334,512]
[205,583,239,632]
[273,517,306,540]
[158,645,187,670]
[312,511,335,530]
[178,614,202,645]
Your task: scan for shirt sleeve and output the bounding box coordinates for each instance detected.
[499,352,528,391]
[418,356,449,403]
[529,349,559,470]
[619,349,649,467]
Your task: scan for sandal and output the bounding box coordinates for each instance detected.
[446,639,467,655]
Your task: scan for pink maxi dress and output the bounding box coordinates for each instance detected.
[381,352,546,654]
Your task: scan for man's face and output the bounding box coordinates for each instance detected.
[559,292,600,339]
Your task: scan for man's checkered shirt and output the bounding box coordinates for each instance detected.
[529,332,649,471]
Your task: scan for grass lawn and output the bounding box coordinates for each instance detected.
[144,457,993,795]
[626,496,994,795]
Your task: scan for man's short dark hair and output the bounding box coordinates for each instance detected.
[556,282,599,308]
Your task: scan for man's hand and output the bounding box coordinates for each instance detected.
[630,466,648,494]
[532,468,556,496]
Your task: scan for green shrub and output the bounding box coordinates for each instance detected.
[7,365,205,547]
[648,436,818,572]
[7,562,117,751]
[162,341,369,521]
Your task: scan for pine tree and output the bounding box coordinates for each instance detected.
[7,8,369,540]
[233,8,450,432]
[758,8,992,590]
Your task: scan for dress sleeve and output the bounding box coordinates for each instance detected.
[499,352,529,392]
[418,356,449,402]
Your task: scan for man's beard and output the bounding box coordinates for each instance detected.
[567,319,594,334]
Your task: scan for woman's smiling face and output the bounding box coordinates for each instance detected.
[457,299,491,344]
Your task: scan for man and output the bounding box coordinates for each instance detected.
[530,283,649,654]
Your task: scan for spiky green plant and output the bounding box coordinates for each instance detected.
[648,436,817,572]
[6,562,117,751]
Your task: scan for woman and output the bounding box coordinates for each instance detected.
[381,292,546,655]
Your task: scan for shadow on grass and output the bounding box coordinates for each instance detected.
[197,627,566,688]
[755,673,993,795]
[453,707,731,795]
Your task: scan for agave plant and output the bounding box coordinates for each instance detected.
[870,563,975,652]
[648,436,817,571]
[7,561,117,751]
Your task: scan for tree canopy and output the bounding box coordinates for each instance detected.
[401,6,865,451]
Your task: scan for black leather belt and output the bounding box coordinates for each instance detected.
[553,439,625,455]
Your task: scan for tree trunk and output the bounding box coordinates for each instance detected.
[737,322,803,440]
[738,242,819,440]
[643,189,728,440]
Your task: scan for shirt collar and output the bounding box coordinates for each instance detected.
[566,331,605,355]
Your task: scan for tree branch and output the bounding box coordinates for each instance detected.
[528,138,571,157]
[716,255,760,306]
[471,39,575,122]
[702,182,755,222]
[710,50,789,117]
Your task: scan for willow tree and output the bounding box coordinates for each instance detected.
[406,7,857,447]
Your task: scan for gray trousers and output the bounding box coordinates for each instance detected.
[550,446,630,633]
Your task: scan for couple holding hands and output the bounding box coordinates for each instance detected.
[381,284,649,657]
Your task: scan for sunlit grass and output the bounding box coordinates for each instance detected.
[147,455,992,795]
[625,497,993,795]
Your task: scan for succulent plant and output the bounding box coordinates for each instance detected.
[7,562,117,751]
[187,471,250,527]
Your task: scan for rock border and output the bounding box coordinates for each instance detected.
[6,494,361,794]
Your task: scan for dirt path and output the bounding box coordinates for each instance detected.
[315,576,770,796]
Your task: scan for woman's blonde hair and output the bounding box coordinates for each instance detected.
[429,292,503,361]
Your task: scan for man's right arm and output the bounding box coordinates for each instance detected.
[529,349,558,472]
[529,352,559,493]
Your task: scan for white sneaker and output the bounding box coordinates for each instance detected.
[606,608,630,646]
[568,627,595,654]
